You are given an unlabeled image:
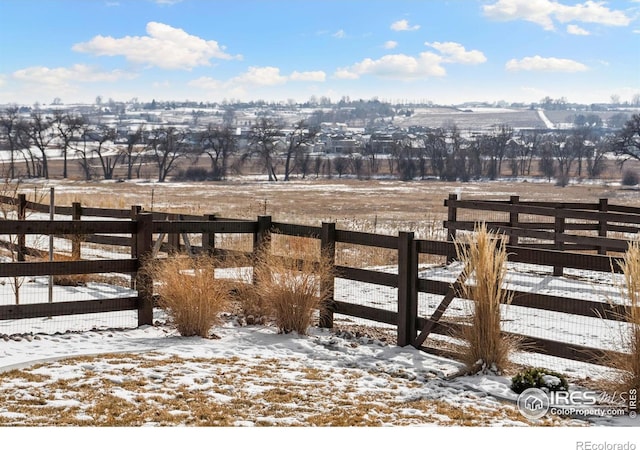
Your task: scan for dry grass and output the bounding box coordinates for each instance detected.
[252,234,334,335]
[607,240,640,394]
[454,223,518,374]
[142,254,232,337]
[0,350,580,427]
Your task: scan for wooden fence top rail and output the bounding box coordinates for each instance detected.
[0,259,137,277]
[0,220,137,235]
[271,222,322,238]
[446,198,640,225]
[335,229,398,249]
[416,238,624,273]
[152,220,257,234]
[444,221,633,252]
[452,198,640,217]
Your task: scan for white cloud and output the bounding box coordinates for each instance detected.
[554,1,631,26]
[12,64,135,86]
[566,24,590,35]
[190,67,325,92]
[383,40,398,49]
[505,55,588,72]
[231,66,288,86]
[188,77,223,90]
[290,71,326,82]
[425,42,487,64]
[333,69,360,80]
[390,19,420,31]
[72,22,241,70]
[334,53,446,80]
[152,80,171,89]
[483,0,631,31]
[333,29,346,39]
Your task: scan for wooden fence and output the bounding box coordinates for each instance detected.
[444,193,640,274]
[0,194,636,369]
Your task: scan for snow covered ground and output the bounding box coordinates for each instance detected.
[0,206,638,446]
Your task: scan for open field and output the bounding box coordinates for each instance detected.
[18,175,640,234]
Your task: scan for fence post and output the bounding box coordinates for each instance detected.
[598,198,608,256]
[254,215,272,251]
[168,213,180,253]
[397,231,418,347]
[319,222,336,329]
[509,195,519,246]
[446,193,458,263]
[136,213,154,326]
[554,215,565,277]
[130,205,142,289]
[202,214,217,256]
[17,194,26,262]
[71,202,82,259]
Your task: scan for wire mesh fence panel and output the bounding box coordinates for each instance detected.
[335,242,397,269]
[333,276,398,336]
[416,255,633,373]
[214,233,254,253]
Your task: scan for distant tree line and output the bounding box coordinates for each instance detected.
[0,104,639,185]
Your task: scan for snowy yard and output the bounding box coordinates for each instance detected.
[0,260,638,434]
[0,184,638,446]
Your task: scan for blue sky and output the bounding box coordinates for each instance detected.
[0,0,638,106]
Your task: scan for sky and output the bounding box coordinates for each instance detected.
[0,0,638,106]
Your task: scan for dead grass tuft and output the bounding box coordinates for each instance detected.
[454,223,519,374]
[143,254,232,337]
[606,240,640,394]
[252,234,334,335]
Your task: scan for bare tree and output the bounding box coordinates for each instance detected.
[333,156,350,178]
[149,127,194,182]
[52,111,84,179]
[519,130,544,176]
[283,120,318,181]
[199,123,237,180]
[246,118,283,181]
[123,125,147,180]
[586,135,607,179]
[76,121,96,180]
[539,140,556,182]
[611,114,640,165]
[482,125,513,179]
[553,134,578,179]
[23,110,55,179]
[86,124,119,180]
[422,128,447,179]
[0,106,22,179]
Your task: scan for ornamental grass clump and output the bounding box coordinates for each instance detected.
[144,254,231,337]
[253,234,334,335]
[454,223,518,374]
[609,240,640,394]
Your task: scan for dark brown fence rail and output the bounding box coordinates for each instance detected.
[444,194,640,275]
[0,195,635,369]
